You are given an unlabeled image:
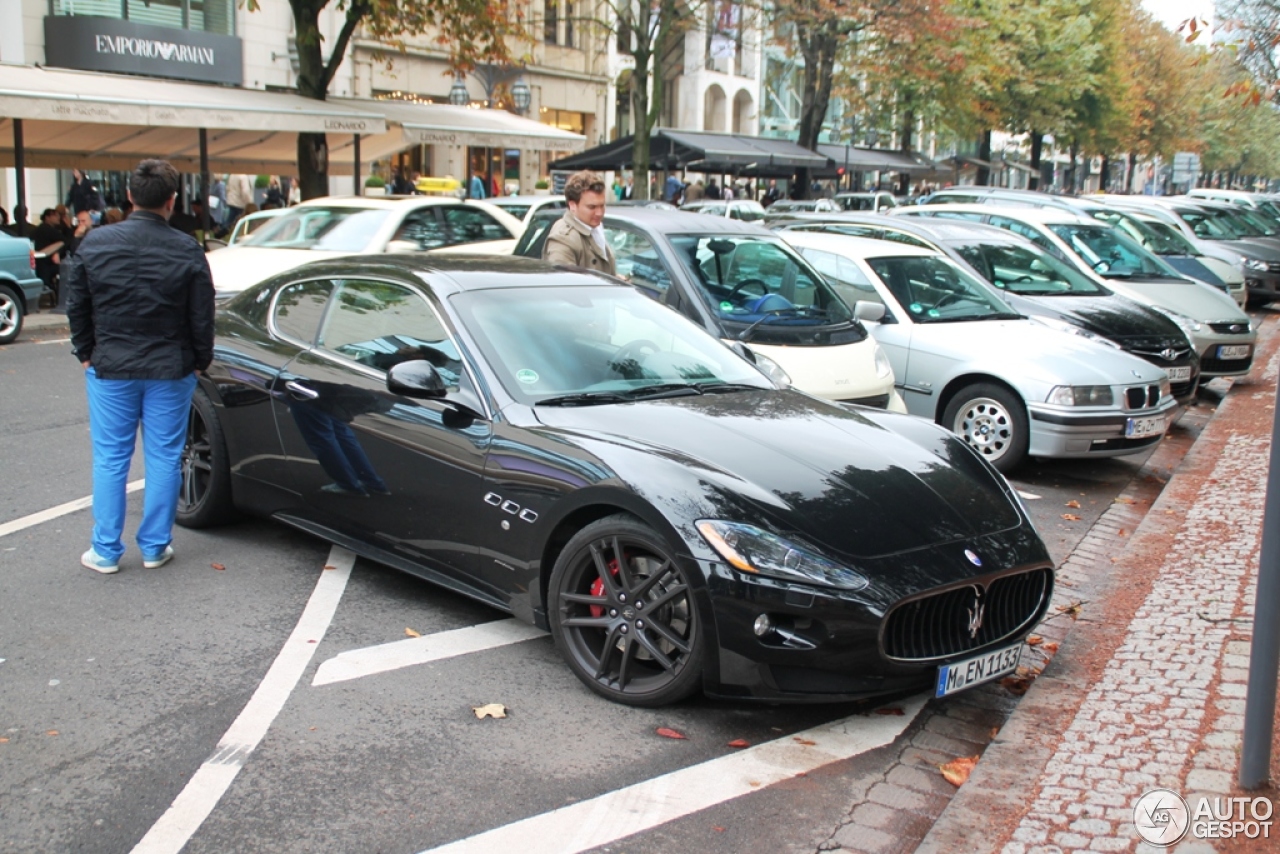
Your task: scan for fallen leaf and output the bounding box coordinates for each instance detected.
[473,703,507,719]
[211,563,225,571]
[656,727,687,740]
[726,738,750,748]
[405,627,421,638]
[793,737,817,746]
[46,730,59,737]
[1000,675,1034,696]
[1061,514,1081,522]
[1117,529,1127,537]
[989,727,999,739]
[940,755,980,787]
[749,780,761,787]
[875,707,905,716]
[1042,641,1060,654]
[1026,635,1043,646]
[1114,497,1135,505]
[1065,500,1081,509]
[323,564,337,571]
[309,727,317,731]
[712,826,726,832]
[0,737,8,743]
[1057,602,1083,619]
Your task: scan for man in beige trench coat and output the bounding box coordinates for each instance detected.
[543,171,617,276]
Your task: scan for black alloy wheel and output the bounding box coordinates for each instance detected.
[549,515,704,706]
[177,390,236,528]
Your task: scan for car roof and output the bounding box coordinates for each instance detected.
[493,195,565,203]
[781,213,1012,242]
[901,203,1095,225]
[295,195,479,210]
[594,207,774,235]
[783,231,941,259]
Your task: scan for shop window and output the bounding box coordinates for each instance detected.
[564,1,574,48]
[52,0,235,35]
[544,0,558,45]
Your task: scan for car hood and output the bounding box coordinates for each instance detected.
[207,246,343,294]
[1161,256,1223,286]
[531,390,1024,560]
[1002,293,1188,348]
[1102,278,1250,321]
[899,319,1168,385]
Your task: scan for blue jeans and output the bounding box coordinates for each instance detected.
[85,368,198,560]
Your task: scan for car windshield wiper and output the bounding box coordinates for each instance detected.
[735,307,831,342]
[535,391,630,407]
[616,383,706,401]
[697,382,766,394]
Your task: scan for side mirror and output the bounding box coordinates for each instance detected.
[386,239,420,254]
[854,301,886,323]
[387,360,447,398]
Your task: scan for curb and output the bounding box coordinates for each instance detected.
[915,317,1280,854]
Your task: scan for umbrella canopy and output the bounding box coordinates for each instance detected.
[550,130,829,177]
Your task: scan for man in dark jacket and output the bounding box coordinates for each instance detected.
[66,159,215,574]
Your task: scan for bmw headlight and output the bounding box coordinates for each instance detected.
[1047,385,1115,406]
[1030,315,1121,349]
[751,352,792,388]
[873,344,893,378]
[1151,305,1202,336]
[696,520,869,590]
[1243,258,1269,272]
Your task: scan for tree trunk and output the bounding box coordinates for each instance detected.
[1066,143,1079,193]
[1028,131,1043,191]
[795,20,839,200]
[897,108,914,195]
[293,2,330,199]
[1125,151,1135,193]
[976,131,992,186]
[1099,155,1111,193]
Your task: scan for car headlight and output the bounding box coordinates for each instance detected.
[1243,258,1269,272]
[1047,385,1115,406]
[1151,305,1202,335]
[1030,315,1121,349]
[873,344,893,378]
[696,520,869,590]
[751,352,792,388]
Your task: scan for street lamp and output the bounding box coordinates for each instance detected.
[448,75,470,107]
[511,76,532,114]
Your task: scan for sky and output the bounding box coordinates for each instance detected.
[1141,0,1216,32]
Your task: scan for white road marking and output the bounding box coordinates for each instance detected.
[312,619,546,687]
[130,546,355,854]
[419,695,928,854]
[0,480,145,539]
[34,336,73,345]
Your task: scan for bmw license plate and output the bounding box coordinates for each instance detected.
[1218,344,1250,360]
[1125,415,1164,438]
[1167,366,1191,382]
[936,643,1022,697]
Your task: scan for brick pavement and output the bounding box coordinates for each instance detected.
[916,316,1280,854]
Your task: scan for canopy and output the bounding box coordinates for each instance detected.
[549,130,829,176]
[816,144,940,177]
[336,99,586,157]
[0,62,386,173]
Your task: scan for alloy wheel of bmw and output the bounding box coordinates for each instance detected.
[942,382,1029,473]
[0,286,23,345]
[550,516,703,706]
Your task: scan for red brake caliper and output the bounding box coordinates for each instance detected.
[588,557,621,618]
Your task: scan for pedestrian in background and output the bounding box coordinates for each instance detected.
[287,176,302,206]
[66,159,215,575]
[468,173,486,199]
[67,169,102,217]
[225,173,253,227]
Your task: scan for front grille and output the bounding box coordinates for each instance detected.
[881,568,1052,661]
[1090,435,1162,452]
[840,393,891,409]
[1202,354,1255,374]
[1209,322,1251,335]
[1171,379,1197,399]
[1130,347,1192,362]
[1125,384,1161,410]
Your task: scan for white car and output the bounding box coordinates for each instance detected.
[679,200,767,222]
[489,194,568,225]
[225,208,286,245]
[206,196,525,295]
[896,204,1257,378]
[783,231,1179,472]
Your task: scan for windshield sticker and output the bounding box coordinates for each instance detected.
[909,302,923,314]
[720,300,734,311]
[516,369,539,385]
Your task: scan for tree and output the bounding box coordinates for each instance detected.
[252,0,530,199]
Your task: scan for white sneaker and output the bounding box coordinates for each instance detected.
[81,548,120,574]
[143,545,174,569]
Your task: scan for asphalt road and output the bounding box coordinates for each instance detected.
[0,336,1218,854]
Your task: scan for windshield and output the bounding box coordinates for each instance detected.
[837,196,878,211]
[952,242,1106,295]
[1177,207,1241,239]
[1086,210,1194,256]
[451,285,772,404]
[730,203,765,222]
[1136,219,1201,256]
[866,255,1020,322]
[242,206,391,252]
[1229,208,1280,236]
[1047,223,1183,279]
[666,234,859,343]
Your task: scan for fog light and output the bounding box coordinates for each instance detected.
[753,614,773,637]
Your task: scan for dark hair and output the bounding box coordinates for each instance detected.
[564,170,606,203]
[41,208,58,220]
[129,159,180,210]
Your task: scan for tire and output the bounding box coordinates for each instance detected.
[177,389,237,528]
[548,515,704,707]
[0,285,24,345]
[941,382,1029,474]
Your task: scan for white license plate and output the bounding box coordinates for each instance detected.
[1167,366,1192,382]
[1218,344,1250,360]
[936,643,1022,697]
[1126,415,1164,438]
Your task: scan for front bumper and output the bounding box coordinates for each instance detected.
[1025,396,1179,459]
[697,528,1053,703]
[1193,330,1257,378]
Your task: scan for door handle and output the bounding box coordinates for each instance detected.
[284,380,319,400]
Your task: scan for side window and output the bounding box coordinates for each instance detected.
[393,209,449,250]
[607,228,673,293]
[515,215,557,258]
[443,206,513,244]
[317,279,463,390]
[273,279,334,345]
